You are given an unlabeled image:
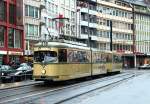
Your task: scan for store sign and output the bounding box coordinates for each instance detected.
[0,51,7,55]
[8,51,23,55]
[24,50,33,55]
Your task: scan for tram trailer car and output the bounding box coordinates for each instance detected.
[33,41,122,82]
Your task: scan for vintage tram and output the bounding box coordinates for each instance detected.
[33,41,122,81]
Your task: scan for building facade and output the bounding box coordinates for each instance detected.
[41,0,77,41]
[122,0,150,67]
[24,0,45,56]
[0,0,24,64]
[134,4,150,67]
[77,0,134,68]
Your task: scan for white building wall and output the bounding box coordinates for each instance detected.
[23,0,42,54]
[135,13,150,54]
[41,0,77,40]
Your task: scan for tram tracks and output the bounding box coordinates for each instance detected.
[0,72,142,104]
[56,75,134,104]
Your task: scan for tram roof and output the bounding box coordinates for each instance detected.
[35,41,90,50]
[35,40,112,53]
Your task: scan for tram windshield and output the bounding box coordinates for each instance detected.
[34,51,57,63]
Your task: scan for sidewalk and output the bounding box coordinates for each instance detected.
[0,80,42,90]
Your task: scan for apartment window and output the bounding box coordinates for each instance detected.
[34,25,38,36]
[107,32,110,38]
[71,0,75,8]
[9,4,16,24]
[25,5,39,18]
[0,26,5,47]
[116,10,118,16]
[107,20,110,26]
[25,5,28,16]
[35,7,39,18]
[113,9,116,15]
[29,6,34,17]
[81,13,88,21]
[15,30,21,48]
[29,24,34,36]
[26,24,39,36]
[0,1,6,21]
[81,26,88,34]
[8,28,22,48]
[8,28,14,48]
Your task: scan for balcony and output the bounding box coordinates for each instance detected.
[89,10,97,15]
[80,21,88,26]
[40,17,46,26]
[26,36,40,41]
[97,37,110,43]
[89,23,98,28]
[80,34,89,39]
[40,0,46,10]
[80,8,88,13]
[91,35,98,41]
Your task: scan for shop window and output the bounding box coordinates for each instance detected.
[0,1,6,21]
[9,4,16,24]
[0,26,5,47]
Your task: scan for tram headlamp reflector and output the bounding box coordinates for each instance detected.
[42,70,46,74]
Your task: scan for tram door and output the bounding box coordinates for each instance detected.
[58,49,67,62]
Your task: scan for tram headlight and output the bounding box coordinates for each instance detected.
[42,70,46,74]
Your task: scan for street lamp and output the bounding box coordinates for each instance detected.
[129,3,136,68]
[110,20,113,51]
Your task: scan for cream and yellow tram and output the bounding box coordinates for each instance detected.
[33,41,122,81]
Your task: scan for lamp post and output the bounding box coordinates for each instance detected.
[110,20,113,51]
[129,3,136,68]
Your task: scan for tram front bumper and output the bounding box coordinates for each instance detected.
[33,75,59,81]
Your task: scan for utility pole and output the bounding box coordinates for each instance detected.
[110,20,113,51]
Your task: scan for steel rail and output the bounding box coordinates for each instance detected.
[0,72,138,104]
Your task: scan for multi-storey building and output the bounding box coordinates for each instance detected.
[0,0,24,64]
[77,0,134,68]
[24,0,45,56]
[135,5,150,67]
[122,0,150,67]
[41,0,76,41]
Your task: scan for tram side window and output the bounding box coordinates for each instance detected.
[113,55,122,63]
[68,50,89,63]
[34,51,57,63]
[58,49,67,62]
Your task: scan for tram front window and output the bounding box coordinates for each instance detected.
[34,51,57,63]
